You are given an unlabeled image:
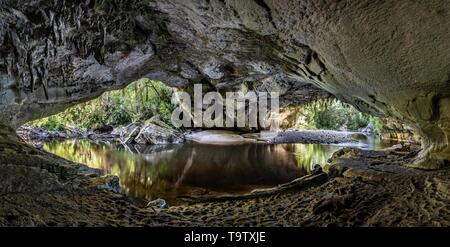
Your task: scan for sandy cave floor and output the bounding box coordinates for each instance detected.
[0,136,449,227]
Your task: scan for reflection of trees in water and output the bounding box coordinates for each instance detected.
[44,141,339,202]
[293,144,341,173]
[44,140,110,171]
[115,144,305,199]
[179,144,302,190]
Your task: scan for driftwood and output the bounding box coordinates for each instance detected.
[178,172,328,203]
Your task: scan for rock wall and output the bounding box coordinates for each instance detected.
[1,0,450,168]
[0,0,329,129]
[380,118,421,143]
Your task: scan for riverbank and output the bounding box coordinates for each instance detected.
[17,126,370,145]
[1,134,448,226]
[269,130,364,144]
[16,126,120,143]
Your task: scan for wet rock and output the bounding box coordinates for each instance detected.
[86,132,117,141]
[133,144,177,154]
[64,128,85,139]
[323,164,349,178]
[351,133,368,141]
[94,175,121,193]
[147,198,168,209]
[312,164,323,175]
[241,132,278,143]
[92,125,114,134]
[359,121,375,135]
[391,144,404,150]
[84,127,122,141]
[329,148,362,161]
[111,127,124,137]
[73,164,103,177]
[16,126,91,142]
[134,117,183,145]
[135,124,183,145]
[120,123,142,144]
[185,130,245,145]
[33,142,44,150]
[270,130,358,144]
[16,127,68,142]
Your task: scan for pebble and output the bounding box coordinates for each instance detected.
[147,198,168,209]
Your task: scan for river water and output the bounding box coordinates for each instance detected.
[43,138,397,204]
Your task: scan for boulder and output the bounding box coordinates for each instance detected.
[64,127,84,139]
[16,127,69,141]
[134,117,183,145]
[33,142,44,150]
[92,125,114,134]
[146,198,167,209]
[111,127,124,137]
[185,130,245,145]
[119,123,142,144]
[359,121,375,135]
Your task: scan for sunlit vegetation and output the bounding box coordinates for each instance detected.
[27,80,382,134]
[43,140,180,201]
[28,79,174,130]
[294,99,383,133]
[294,144,341,172]
[44,140,344,202]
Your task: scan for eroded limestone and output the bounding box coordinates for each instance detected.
[1,0,450,168]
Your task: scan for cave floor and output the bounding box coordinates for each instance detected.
[1,137,449,227]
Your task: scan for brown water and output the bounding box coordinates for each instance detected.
[43,138,396,204]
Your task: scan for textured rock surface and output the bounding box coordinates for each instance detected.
[0,0,329,130]
[269,130,359,144]
[1,0,450,168]
[120,122,142,144]
[185,130,246,145]
[134,117,184,144]
[119,117,183,144]
[380,118,420,143]
[2,144,449,227]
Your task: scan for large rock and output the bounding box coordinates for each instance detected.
[92,125,114,134]
[185,130,245,145]
[1,0,450,168]
[359,121,375,135]
[0,0,329,131]
[16,126,69,141]
[119,123,142,144]
[135,117,183,145]
[380,118,420,143]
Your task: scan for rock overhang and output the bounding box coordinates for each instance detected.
[1,0,450,168]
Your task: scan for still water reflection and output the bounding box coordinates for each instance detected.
[43,138,395,204]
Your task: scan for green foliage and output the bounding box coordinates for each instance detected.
[27,79,174,130]
[296,99,383,133]
[31,116,65,131]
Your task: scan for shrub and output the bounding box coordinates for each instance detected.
[31,116,65,131]
[296,99,383,133]
[26,79,174,131]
